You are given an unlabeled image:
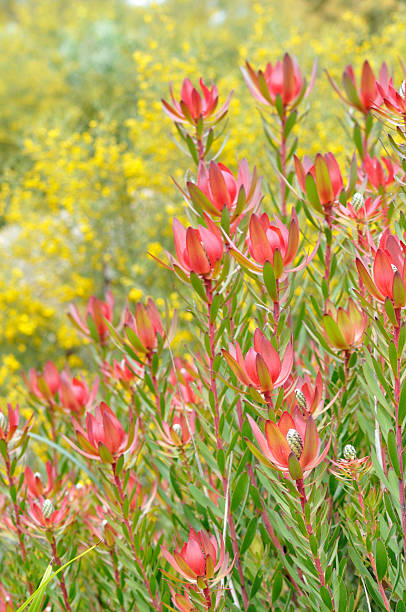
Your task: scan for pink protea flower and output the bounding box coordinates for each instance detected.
[287,371,324,416]
[162,528,232,585]
[84,504,118,548]
[377,79,406,119]
[294,152,345,212]
[228,209,318,279]
[68,290,114,345]
[330,445,372,482]
[247,407,331,479]
[122,298,164,355]
[222,329,293,396]
[59,371,98,416]
[327,61,390,113]
[24,461,56,499]
[246,210,299,271]
[337,193,382,224]
[242,53,316,109]
[66,401,139,463]
[323,298,368,350]
[23,496,71,531]
[162,78,232,126]
[102,357,144,387]
[359,155,400,192]
[186,160,262,224]
[0,404,33,448]
[356,230,406,308]
[171,216,223,277]
[157,411,196,450]
[25,360,60,404]
[169,357,201,408]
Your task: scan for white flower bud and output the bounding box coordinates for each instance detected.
[392,264,398,273]
[286,429,303,460]
[172,423,182,436]
[295,389,307,411]
[0,413,8,435]
[42,499,55,519]
[343,444,357,461]
[351,192,364,212]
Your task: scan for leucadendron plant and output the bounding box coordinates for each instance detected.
[2,49,406,612]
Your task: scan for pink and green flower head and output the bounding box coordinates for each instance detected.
[162,78,232,126]
[356,230,406,308]
[162,527,232,586]
[242,53,316,110]
[323,298,368,350]
[247,407,331,479]
[222,329,293,395]
[327,60,390,114]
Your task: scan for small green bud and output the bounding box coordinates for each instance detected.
[343,444,357,461]
[286,429,303,460]
[42,499,55,519]
[351,192,364,212]
[295,389,307,411]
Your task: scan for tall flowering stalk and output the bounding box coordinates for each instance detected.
[242,53,317,216]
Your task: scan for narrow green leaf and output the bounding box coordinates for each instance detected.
[375,540,388,582]
[387,429,402,479]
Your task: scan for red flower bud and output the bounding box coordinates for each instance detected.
[327,61,390,113]
[242,53,316,110]
[162,78,231,126]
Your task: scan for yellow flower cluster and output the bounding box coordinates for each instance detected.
[0,0,405,398]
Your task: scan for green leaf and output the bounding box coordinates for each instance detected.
[231,472,249,512]
[263,261,277,301]
[399,378,406,425]
[272,571,283,603]
[375,540,388,582]
[189,272,208,302]
[387,429,402,479]
[305,173,322,213]
[288,453,303,480]
[284,111,297,140]
[320,586,333,610]
[240,517,258,555]
[385,298,397,327]
[389,341,398,376]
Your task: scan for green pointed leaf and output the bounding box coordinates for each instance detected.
[374,540,388,582]
[387,429,401,479]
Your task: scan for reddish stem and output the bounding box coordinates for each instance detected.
[196,135,205,163]
[204,278,250,610]
[148,353,161,412]
[50,533,72,612]
[109,548,125,612]
[280,112,287,217]
[4,450,33,594]
[203,585,212,610]
[112,463,162,610]
[393,309,406,554]
[296,479,335,608]
[354,482,390,611]
[323,211,333,300]
[205,279,221,448]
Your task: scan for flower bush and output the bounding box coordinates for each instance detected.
[1,1,406,610]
